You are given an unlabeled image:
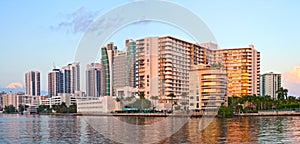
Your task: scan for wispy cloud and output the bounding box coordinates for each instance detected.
[282,66,300,96]
[50,6,100,34]
[6,82,23,88]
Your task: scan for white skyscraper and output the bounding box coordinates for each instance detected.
[25,71,40,96]
[261,72,281,99]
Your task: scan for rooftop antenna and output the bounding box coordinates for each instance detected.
[53,62,56,69]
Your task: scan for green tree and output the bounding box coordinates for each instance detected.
[4,105,16,113]
[276,87,288,100]
[18,104,25,112]
[69,104,77,113]
[138,92,145,99]
[150,96,159,107]
[167,93,176,111]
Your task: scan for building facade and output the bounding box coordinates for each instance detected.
[261,72,281,99]
[101,40,137,97]
[61,62,80,94]
[25,71,41,96]
[136,36,214,100]
[48,69,63,97]
[86,63,101,97]
[215,44,260,97]
[189,65,227,111]
[101,42,117,96]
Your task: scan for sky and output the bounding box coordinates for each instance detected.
[0,0,300,96]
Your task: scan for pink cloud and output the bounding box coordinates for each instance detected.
[282,66,300,96]
[6,82,23,89]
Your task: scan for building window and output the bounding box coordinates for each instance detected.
[190,103,194,106]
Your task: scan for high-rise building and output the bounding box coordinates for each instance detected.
[25,71,40,96]
[189,65,227,111]
[100,40,137,97]
[61,62,80,93]
[101,42,117,96]
[48,69,63,97]
[136,36,214,100]
[113,39,137,91]
[261,72,281,99]
[215,44,260,97]
[86,63,101,97]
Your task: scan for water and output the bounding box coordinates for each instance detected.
[0,114,300,143]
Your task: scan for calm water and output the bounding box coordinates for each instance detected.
[0,114,300,143]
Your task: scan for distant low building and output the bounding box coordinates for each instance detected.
[77,96,120,114]
[261,72,281,99]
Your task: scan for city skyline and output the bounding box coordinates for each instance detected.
[1,1,300,96]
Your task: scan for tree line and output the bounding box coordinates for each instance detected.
[218,87,299,117]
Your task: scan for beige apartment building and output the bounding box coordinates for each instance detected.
[189,65,227,111]
[136,36,214,101]
[214,44,260,97]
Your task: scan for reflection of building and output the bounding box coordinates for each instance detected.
[86,63,101,97]
[136,36,214,100]
[48,69,63,97]
[25,71,41,96]
[189,65,227,111]
[215,45,260,97]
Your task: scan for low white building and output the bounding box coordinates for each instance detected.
[49,93,98,107]
[77,96,120,114]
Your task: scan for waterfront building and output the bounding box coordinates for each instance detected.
[189,65,227,111]
[77,96,120,114]
[1,92,37,110]
[101,40,137,97]
[101,42,117,96]
[113,39,137,97]
[261,72,281,99]
[214,44,260,97]
[48,69,63,97]
[25,71,41,96]
[61,62,80,93]
[136,36,214,101]
[86,63,101,97]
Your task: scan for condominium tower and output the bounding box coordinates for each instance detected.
[25,71,40,96]
[101,40,137,97]
[48,69,63,97]
[86,63,101,97]
[261,72,281,99]
[61,62,80,93]
[136,36,214,100]
[215,44,260,97]
[189,65,227,111]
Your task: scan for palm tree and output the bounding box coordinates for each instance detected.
[168,93,176,111]
[150,96,159,107]
[138,91,145,99]
[276,87,288,100]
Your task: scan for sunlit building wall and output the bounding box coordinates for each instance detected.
[214,44,260,97]
[136,36,214,100]
[189,65,227,111]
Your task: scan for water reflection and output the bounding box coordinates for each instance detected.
[1,114,300,143]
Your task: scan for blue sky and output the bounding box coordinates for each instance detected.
[1,0,300,95]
